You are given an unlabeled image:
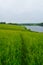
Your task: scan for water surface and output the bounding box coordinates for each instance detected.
[25,26,43,32]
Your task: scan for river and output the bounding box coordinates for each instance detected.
[25,26,43,32]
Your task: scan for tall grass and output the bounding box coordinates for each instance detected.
[0,24,43,65]
[21,32,43,65]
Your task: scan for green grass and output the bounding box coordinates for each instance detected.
[0,24,26,30]
[0,24,43,65]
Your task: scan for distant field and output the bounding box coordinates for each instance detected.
[0,24,43,65]
[0,24,26,30]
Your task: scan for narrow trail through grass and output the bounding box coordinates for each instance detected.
[20,34,28,65]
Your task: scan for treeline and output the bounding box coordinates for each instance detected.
[0,22,18,25]
[37,23,43,26]
[0,22,6,24]
[0,22,43,26]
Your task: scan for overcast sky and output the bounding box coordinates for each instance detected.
[0,0,43,23]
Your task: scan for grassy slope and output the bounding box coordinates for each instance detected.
[0,24,43,65]
[0,24,25,30]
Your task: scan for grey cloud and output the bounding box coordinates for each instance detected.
[0,0,43,23]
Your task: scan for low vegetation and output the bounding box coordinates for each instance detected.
[0,24,43,65]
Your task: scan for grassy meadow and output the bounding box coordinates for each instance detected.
[0,24,43,65]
